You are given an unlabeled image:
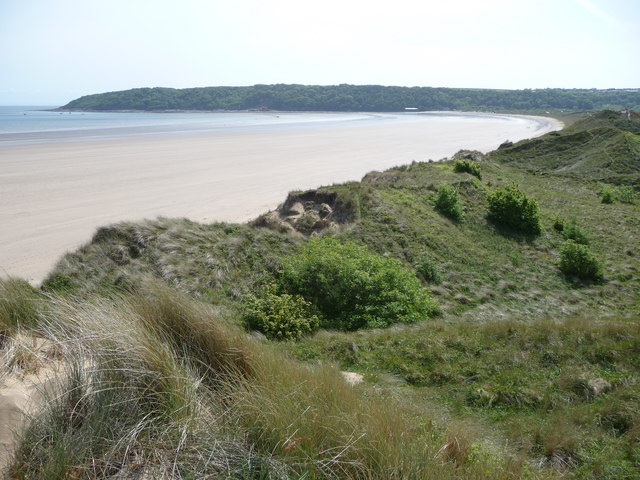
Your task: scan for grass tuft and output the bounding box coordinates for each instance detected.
[0,277,42,333]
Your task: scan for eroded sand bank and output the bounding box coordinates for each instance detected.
[0,113,561,283]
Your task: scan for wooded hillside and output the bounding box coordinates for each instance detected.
[61,84,640,112]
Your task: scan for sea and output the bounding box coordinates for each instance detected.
[0,106,388,146]
[0,106,533,147]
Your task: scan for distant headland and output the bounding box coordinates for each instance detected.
[58,84,640,113]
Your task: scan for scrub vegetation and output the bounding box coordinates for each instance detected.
[2,110,639,479]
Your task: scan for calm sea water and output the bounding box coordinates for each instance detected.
[0,106,384,146]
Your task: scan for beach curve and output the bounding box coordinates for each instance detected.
[0,112,562,284]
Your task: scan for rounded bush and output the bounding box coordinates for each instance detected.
[600,184,638,204]
[279,237,439,330]
[558,240,603,280]
[435,184,464,221]
[415,252,442,284]
[487,185,542,234]
[552,217,565,232]
[453,159,482,179]
[242,283,319,340]
[600,187,615,204]
[561,220,590,245]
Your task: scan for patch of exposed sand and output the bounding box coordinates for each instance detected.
[0,335,62,472]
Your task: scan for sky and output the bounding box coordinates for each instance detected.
[0,0,638,105]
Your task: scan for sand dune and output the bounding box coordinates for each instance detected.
[0,113,561,283]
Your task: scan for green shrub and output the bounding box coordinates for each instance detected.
[487,184,542,234]
[599,184,637,204]
[279,237,439,330]
[435,184,464,221]
[615,185,637,204]
[453,159,482,179]
[600,185,616,204]
[561,219,590,245]
[552,217,565,232]
[415,252,442,284]
[241,283,319,340]
[558,240,603,280]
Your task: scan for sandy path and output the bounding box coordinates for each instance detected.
[0,113,561,283]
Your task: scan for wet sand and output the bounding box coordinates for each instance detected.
[0,113,561,283]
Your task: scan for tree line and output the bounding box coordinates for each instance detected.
[61,84,640,112]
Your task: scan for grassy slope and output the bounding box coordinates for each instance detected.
[14,111,640,478]
[492,110,640,185]
[2,281,547,480]
[44,219,299,303]
[44,161,640,321]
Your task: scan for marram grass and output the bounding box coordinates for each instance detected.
[4,283,555,479]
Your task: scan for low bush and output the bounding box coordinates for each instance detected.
[241,283,319,340]
[279,237,439,330]
[561,219,590,245]
[600,184,637,204]
[600,185,616,204]
[415,252,442,284]
[552,216,565,232]
[487,184,542,234]
[616,185,637,203]
[453,159,482,179]
[558,240,603,280]
[435,184,464,221]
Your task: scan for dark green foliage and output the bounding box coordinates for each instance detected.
[278,237,439,330]
[615,185,637,203]
[453,159,482,179]
[561,219,590,245]
[415,252,442,284]
[601,186,616,204]
[61,86,640,113]
[487,184,542,234]
[553,216,565,232]
[559,240,603,280]
[600,183,637,204]
[435,184,464,221]
[241,283,319,340]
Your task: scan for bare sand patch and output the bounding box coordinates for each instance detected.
[0,334,62,472]
[0,113,561,283]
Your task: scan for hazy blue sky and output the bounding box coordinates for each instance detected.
[1,0,638,105]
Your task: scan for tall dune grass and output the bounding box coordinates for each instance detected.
[5,282,553,479]
[8,287,282,479]
[0,277,43,333]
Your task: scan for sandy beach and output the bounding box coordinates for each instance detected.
[0,113,561,283]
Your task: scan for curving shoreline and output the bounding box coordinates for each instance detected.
[0,112,562,284]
